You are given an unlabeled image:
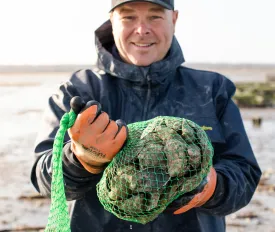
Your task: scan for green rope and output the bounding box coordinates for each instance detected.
[45,109,76,232]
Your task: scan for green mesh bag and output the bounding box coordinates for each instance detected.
[96,116,213,224]
[45,110,76,232]
[45,114,213,230]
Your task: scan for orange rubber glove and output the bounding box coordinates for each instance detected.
[68,96,128,174]
[165,167,217,214]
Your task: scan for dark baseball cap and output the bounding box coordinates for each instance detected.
[110,0,174,12]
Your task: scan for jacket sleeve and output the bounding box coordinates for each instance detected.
[200,76,262,215]
[30,71,102,201]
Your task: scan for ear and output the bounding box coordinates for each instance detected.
[172,10,179,33]
[109,11,114,24]
[172,10,179,25]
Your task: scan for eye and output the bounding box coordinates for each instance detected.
[150,16,162,20]
[122,16,136,20]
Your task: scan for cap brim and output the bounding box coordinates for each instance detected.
[109,0,174,12]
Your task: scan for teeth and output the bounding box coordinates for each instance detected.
[134,43,153,47]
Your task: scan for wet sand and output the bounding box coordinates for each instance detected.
[0,74,274,231]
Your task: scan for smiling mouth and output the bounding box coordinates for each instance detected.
[132,43,155,48]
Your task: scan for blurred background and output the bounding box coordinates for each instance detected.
[0,0,274,231]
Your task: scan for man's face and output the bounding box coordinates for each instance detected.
[110,2,178,66]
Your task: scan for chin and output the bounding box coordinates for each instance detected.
[133,62,151,67]
[130,58,155,67]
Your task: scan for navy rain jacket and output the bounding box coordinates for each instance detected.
[31,20,261,232]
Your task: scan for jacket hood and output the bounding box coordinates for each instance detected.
[95,20,185,84]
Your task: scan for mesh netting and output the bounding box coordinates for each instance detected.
[45,110,76,232]
[45,114,213,230]
[96,116,213,224]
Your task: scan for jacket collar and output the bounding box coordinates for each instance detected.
[95,20,185,84]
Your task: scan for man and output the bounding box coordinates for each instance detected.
[31,0,261,231]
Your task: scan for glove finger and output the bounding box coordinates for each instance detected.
[173,187,209,215]
[164,194,195,213]
[99,120,119,141]
[70,96,85,114]
[115,119,128,138]
[80,100,102,116]
[173,201,196,214]
[90,111,110,134]
[171,169,216,214]
[189,177,208,195]
[164,176,208,213]
[111,123,127,154]
[69,103,101,139]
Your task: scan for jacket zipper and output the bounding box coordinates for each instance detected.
[142,75,152,120]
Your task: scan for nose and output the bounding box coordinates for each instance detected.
[135,21,151,36]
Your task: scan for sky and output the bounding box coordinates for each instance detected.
[0,0,274,65]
